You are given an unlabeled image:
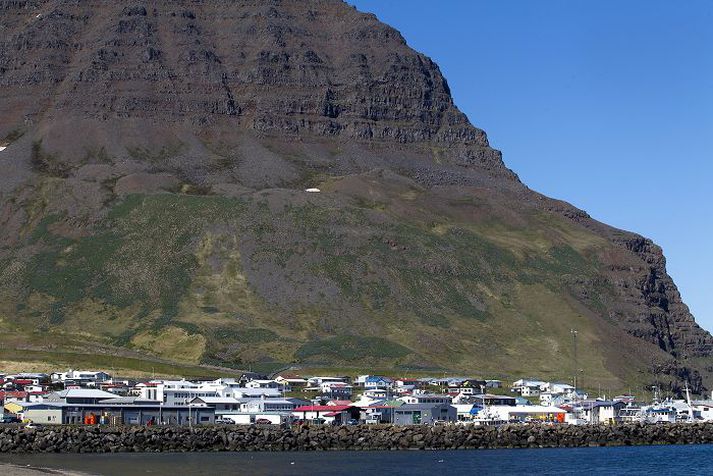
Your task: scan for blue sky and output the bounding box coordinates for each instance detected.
[351,0,713,330]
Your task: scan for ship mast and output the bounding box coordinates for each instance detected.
[685,382,694,421]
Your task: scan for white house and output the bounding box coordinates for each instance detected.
[398,392,452,405]
[366,376,393,389]
[231,388,282,400]
[579,401,625,424]
[27,391,48,403]
[307,376,348,387]
[190,397,241,412]
[135,382,163,401]
[362,388,395,400]
[23,385,44,394]
[137,380,219,406]
[540,387,587,406]
[241,398,301,413]
[394,385,415,395]
[540,392,569,407]
[194,379,282,400]
[522,387,539,397]
[395,379,421,389]
[51,370,112,383]
[355,376,394,390]
[511,379,546,397]
[320,382,353,399]
[544,382,575,395]
[245,380,281,390]
[692,401,713,421]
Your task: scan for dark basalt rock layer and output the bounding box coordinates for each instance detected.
[0,0,506,177]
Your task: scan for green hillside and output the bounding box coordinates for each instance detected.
[0,172,676,391]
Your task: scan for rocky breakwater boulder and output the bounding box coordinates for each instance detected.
[3,424,713,454]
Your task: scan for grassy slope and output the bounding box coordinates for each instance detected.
[0,175,672,391]
[0,348,239,379]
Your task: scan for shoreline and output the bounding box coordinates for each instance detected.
[0,462,90,475]
[2,423,713,453]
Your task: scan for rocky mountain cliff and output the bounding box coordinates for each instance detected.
[0,0,710,392]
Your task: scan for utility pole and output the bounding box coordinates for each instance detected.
[188,399,192,430]
[570,329,578,390]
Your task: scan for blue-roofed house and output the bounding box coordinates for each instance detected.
[364,376,394,390]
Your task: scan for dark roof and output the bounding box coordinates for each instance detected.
[395,403,453,411]
[579,400,626,409]
[293,405,353,412]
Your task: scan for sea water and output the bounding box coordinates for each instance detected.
[2,444,712,475]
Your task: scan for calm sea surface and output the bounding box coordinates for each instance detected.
[3,445,713,475]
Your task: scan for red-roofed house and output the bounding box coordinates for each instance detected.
[1,390,29,404]
[292,405,361,423]
[327,400,353,407]
[27,391,49,403]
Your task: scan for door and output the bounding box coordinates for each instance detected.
[413,411,421,424]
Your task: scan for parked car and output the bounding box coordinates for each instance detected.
[310,418,327,425]
[215,418,235,425]
[0,416,21,424]
[346,419,360,426]
[255,418,272,425]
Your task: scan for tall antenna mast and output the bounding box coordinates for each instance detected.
[570,329,578,390]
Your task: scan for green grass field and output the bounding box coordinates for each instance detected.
[0,176,682,394]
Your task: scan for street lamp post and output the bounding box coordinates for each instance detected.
[571,329,578,390]
[185,398,193,429]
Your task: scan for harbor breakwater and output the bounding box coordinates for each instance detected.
[3,423,713,453]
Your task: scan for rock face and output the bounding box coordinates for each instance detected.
[612,237,713,358]
[2,424,713,453]
[0,0,506,178]
[0,0,711,391]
